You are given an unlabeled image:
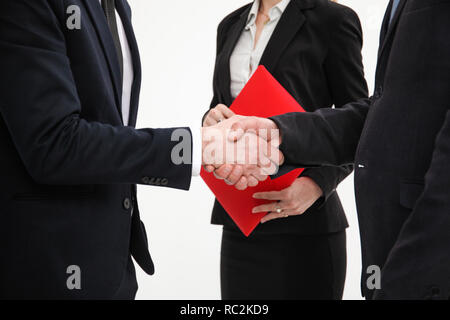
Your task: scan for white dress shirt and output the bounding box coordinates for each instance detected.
[115,6,133,126]
[99,1,201,176]
[230,0,291,99]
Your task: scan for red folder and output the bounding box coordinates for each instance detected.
[201,66,305,236]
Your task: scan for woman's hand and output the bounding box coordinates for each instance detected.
[203,104,235,127]
[252,177,324,223]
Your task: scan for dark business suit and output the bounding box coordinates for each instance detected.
[271,0,450,299]
[208,0,368,299]
[0,0,193,299]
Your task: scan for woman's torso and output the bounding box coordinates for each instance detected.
[210,0,368,235]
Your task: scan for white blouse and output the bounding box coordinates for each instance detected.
[229,0,291,99]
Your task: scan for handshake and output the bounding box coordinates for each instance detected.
[200,104,284,190]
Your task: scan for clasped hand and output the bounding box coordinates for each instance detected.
[201,104,284,190]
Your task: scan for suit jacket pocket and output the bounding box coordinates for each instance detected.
[399,180,424,209]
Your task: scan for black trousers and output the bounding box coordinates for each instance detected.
[221,227,347,300]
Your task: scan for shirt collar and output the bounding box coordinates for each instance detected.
[246,0,291,28]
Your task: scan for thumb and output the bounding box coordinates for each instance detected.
[228,117,278,142]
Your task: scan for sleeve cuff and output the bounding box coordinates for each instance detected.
[190,126,202,176]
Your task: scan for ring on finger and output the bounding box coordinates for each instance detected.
[275,203,283,214]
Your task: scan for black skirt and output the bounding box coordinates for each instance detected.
[220,227,347,300]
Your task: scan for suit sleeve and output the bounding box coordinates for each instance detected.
[373,110,450,300]
[271,96,372,167]
[300,6,369,201]
[0,0,192,189]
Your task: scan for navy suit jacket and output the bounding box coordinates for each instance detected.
[272,0,450,299]
[0,0,192,299]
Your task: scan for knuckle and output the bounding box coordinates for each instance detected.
[284,201,293,209]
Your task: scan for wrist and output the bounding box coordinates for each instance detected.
[201,126,224,165]
[298,176,324,198]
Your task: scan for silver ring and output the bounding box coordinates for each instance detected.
[275,204,282,214]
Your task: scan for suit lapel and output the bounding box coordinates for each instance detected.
[378,0,407,59]
[82,0,123,121]
[259,0,313,73]
[218,8,250,106]
[116,0,142,127]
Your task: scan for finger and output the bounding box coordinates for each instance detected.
[249,139,283,175]
[260,212,284,224]
[213,171,224,180]
[252,201,284,214]
[226,165,244,185]
[204,165,215,173]
[251,172,269,182]
[216,104,235,119]
[247,175,259,188]
[209,109,224,123]
[256,160,278,176]
[229,117,278,142]
[235,176,248,190]
[213,165,233,180]
[262,144,285,167]
[204,117,217,127]
[256,154,284,176]
[253,191,283,201]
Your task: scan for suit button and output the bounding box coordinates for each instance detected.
[123,198,132,210]
[431,287,440,298]
[142,176,150,184]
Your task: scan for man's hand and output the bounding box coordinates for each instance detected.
[229,116,280,143]
[252,177,323,223]
[201,115,284,190]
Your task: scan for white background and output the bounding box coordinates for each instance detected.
[128,0,390,300]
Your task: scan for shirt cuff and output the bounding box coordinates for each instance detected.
[191,126,202,176]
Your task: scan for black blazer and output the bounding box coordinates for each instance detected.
[208,0,368,235]
[0,0,193,299]
[271,0,450,299]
